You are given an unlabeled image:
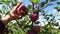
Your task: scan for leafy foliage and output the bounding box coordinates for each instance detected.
[30,0,39,4]
[0,0,60,34]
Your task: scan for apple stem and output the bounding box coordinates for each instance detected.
[31,3,34,27]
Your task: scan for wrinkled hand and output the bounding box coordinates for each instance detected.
[10,2,28,20]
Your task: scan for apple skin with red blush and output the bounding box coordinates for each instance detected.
[32,26,40,33]
[17,4,28,16]
[27,30,35,34]
[30,14,38,22]
[33,10,39,14]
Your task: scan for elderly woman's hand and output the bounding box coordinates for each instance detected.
[0,2,28,34]
[1,2,28,25]
[10,2,28,20]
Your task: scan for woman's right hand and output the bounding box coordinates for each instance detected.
[10,2,28,20]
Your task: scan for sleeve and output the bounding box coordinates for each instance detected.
[0,20,5,32]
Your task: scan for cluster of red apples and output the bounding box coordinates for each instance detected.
[16,3,40,34]
[27,10,40,34]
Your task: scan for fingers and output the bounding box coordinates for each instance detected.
[21,10,26,16]
[10,2,28,19]
[16,15,22,19]
[11,2,22,14]
[17,4,24,13]
[24,8,28,14]
[17,4,28,16]
[11,10,26,19]
[15,2,22,9]
[14,10,27,19]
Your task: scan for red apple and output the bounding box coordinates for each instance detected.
[19,10,26,16]
[12,2,22,14]
[17,4,25,11]
[32,26,40,33]
[33,10,39,14]
[27,30,35,34]
[30,14,38,22]
[17,4,28,16]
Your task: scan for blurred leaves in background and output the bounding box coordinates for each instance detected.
[0,0,60,34]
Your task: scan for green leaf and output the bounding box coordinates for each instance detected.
[50,0,56,2]
[45,0,49,4]
[44,24,51,31]
[0,2,3,4]
[40,2,46,7]
[0,0,8,5]
[31,0,39,4]
[57,8,60,11]
[28,5,32,10]
[57,2,60,5]
[55,7,58,9]
[4,1,8,5]
[0,10,2,13]
[55,22,59,26]
[55,7,60,11]
[35,21,40,24]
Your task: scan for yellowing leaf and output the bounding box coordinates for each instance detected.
[31,0,39,4]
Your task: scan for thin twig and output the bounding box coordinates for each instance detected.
[32,3,34,11]
[31,3,34,28]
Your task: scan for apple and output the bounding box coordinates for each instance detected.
[27,30,35,34]
[30,14,38,22]
[17,4,28,16]
[19,10,26,16]
[33,10,39,14]
[32,26,40,33]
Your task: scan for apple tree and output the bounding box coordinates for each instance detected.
[0,0,60,34]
